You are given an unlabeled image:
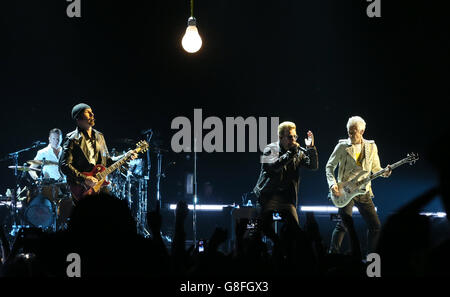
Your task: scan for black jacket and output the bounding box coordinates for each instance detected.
[59,127,114,185]
[253,141,318,206]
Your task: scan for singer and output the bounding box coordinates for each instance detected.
[253,121,318,238]
[28,128,65,181]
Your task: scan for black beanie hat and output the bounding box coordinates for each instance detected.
[71,103,91,120]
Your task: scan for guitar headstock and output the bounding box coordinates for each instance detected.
[406,152,419,165]
[135,140,149,154]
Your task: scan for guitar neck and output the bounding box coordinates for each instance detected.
[98,152,132,180]
[357,158,409,186]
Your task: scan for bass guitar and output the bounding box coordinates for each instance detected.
[329,152,419,208]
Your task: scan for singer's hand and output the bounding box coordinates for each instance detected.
[304,131,314,147]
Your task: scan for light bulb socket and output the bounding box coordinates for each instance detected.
[187,17,197,27]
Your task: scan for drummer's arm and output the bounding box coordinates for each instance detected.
[28,167,39,180]
[28,152,42,180]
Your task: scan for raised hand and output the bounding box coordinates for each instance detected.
[304,130,314,147]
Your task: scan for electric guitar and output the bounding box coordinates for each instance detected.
[69,140,149,201]
[329,153,419,208]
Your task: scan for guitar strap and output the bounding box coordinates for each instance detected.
[357,142,366,166]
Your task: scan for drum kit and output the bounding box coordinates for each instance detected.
[108,148,147,233]
[2,158,72,239]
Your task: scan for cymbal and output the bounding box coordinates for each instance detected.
[27,160,59,166]
[8,166,41,172]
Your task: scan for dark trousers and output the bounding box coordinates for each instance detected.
[329,193,381,255]
[259,194,299,240]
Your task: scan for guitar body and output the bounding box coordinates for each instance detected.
[330,170,368,208]
[330,181,367,208]
[69,165,110,201]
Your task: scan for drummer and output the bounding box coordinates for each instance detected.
[29,128,65,182]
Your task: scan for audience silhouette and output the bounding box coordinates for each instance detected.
[1,176,449,278]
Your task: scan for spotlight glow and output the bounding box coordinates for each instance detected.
[420,212,447,218]
[300,206,377,213]
[169,204,233,211]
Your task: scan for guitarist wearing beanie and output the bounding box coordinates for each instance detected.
[59,103,138,201]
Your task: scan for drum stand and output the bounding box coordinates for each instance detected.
[156,150,162,210]
[7,147,32,235]
[50,180,58,232]
[4,142,45,238]
[126,171,132,209]
[35,159,58,232]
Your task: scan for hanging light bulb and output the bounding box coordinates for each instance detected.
[182,17,202,53]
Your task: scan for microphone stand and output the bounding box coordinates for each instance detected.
[193,138,198,248]
[4,142,44,237]
[141,130,154,237]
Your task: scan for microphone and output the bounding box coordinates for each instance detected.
[141,128,153,135]
[32,141,47,146]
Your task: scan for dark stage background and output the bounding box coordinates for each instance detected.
[0,0,448,220]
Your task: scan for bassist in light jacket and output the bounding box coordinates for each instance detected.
[325,116,391,255]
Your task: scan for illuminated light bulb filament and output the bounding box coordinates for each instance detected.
[182,17,202,53]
